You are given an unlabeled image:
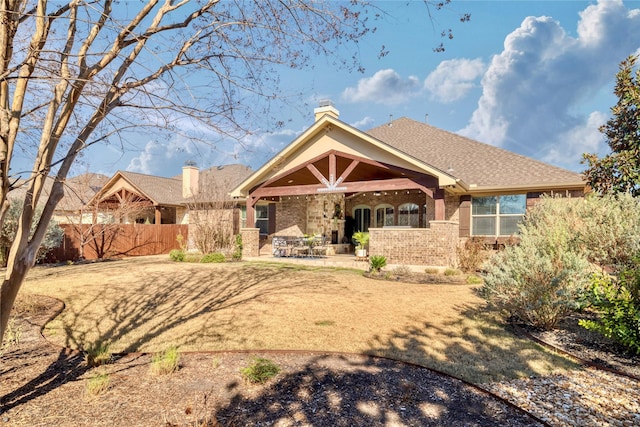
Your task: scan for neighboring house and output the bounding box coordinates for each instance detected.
[230,102,586,266]
[8,172,110,224]
[87,163,253,244]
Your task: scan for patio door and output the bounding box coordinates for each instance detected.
[353,205,371,232]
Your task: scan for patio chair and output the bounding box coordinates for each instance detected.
[272,236,289,257]
[312,235,327,257]
[290,238,310,257]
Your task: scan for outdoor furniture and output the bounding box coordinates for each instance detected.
[272,236,289,257]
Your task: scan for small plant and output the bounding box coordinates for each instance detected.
[425,267,440,275]
[84,341,111,367]
[150,346,180,375]
[86,371,110,396]
[211,356,221,369]
[466,274,484,285]
[1,318,22,351]
[457,237,490,273]
[580,263,640,354]
[369,255,387,273]
[392,265,412,276]
[314,320,335,326]
[232,233,243,261]
[444,268,461,276]
[200,252,226,263]
[352,231,370,250]
[169,249,185,262]
[240,357,280,384]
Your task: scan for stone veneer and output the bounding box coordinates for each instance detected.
[369,221,460,267]
[240,228,260,258]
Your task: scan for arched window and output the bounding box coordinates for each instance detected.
[398,203,419,227]
[353,205,371,232]
[375,204,394,227]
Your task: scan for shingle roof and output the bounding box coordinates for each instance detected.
[118,171,184,205]
[366,117,584,189]
[112,163,254,205]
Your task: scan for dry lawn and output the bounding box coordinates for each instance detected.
[22,256,577,384]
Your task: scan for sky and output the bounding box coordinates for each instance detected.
[69,0,640,178]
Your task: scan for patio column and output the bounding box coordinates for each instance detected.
[155,206,162,224]
[246,195,257,228]
[434,188,446,220]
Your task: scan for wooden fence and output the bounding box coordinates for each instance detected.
[46,223,188,262]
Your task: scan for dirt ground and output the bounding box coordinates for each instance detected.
[0,295,542,427]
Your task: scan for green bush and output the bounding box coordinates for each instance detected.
[232,234,243,261]
[479,194,640,330]
[579,262,640,354]
[444,268,461,276]
[480,227,592,329]
[169,249,185,262]
[84,341,111,368]
[369,255,387,273]
[200,252,226,263]
[240,357,280,384]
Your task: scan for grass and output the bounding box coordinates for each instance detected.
[86,371,110,396]
[23,255,579,384]
[150,346,180,375]
[84,341,111,367]
[240,357,280,384]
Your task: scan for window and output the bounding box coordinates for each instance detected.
[256,204,269,235]
[240,204,269,235]
[375,204,394,227]
[472,195,526,236]
[353,205,371,232]
[398,203,420,227]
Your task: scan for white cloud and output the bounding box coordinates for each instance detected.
[459,0,640,171]
[350,116,375,129]
[424,58,485,103]
[341,69,421,105]
[543,111,608,170]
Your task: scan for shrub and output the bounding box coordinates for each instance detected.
[369,255,387,273]
[150,346,180,375]
[169,249,185,262]
[444,268,461,276]
[579,262,640,354]
[424,267,440,275]
[84,341,111,368]
[240,357,280,384]
[232,233,243,261]
[392,265,412,276]
[200,252,226,263]
[466,275,484,285]
[481,232,592,330]
[457,237,490,273]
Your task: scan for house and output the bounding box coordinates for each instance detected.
[230,102,586,267]
[89,163,252,225]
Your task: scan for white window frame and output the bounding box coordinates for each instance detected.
[374,204,394,227]
[471,194,526,237]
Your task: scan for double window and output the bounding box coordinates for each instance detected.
[472,195,526,236]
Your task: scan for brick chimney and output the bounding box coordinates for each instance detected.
[182,161,199,198]
[314,100,339,121]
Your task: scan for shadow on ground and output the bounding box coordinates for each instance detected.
[213,353,543,427]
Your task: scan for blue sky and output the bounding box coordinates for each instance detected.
[76,0,640,178]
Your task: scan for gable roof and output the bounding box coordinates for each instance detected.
[231,114,585,198]
[366,117,584,192]
[93,163,253,207]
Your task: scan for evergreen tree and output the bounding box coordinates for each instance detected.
[583,55,640,196]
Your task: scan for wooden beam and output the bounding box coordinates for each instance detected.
[434,188,445,220]
[251,178,433,198]
[155,207,162,225]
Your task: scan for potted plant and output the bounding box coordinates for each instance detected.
[353,231,369,258]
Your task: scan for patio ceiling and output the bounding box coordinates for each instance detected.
[249,150,439,200]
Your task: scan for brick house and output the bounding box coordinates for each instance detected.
[230,102,586,267]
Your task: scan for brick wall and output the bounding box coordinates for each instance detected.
[369,220,459,267]
[240,228,260,257]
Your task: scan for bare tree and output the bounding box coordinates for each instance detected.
[185,176,237,256]
[0,0,467,344]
